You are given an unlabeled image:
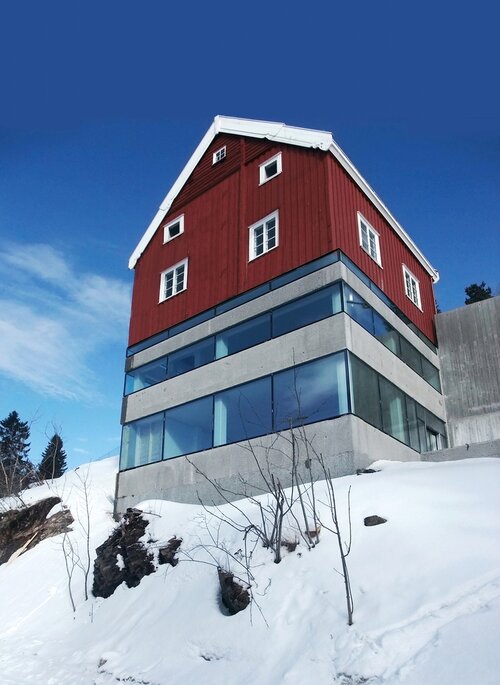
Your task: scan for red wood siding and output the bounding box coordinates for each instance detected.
[128,134,437,346]
[325,155,436,341]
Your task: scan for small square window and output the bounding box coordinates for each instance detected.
[357,213,381,266]
[160,259,188,302]
[402,265,422,309]
[249,211,279,260]
[212,146,227,165]
[259,152,282,185]
[163,215,184,243]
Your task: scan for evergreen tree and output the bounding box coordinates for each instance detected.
[0,410,33,496]
[465,281,492,305]
[38,433,68,480]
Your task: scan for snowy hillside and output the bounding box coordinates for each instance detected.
[1,457,499,685]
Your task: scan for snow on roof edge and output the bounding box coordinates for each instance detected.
[128,116,439,282]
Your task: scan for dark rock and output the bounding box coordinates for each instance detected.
[218,568,250,615]
[364,515,387,526]
[92,508,155,598]
[158,536,182,566]
[0,497,74,565]
[356,468,379,475]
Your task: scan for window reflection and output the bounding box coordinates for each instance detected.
[120,413,163,469]
[273,353,348,431]
[215,315,270,358]
[214,377,272,446]
[164,396,213,459]
[168,338,214,378]
[125,358,167,394]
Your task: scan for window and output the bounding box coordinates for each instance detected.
[120,413,164,470]
[160,259,188,302]
[358,213,381,266]
[125,358,168,394]
[212,146,226,164]
[249,211,279,260]
[168,338,214,378]
[214,377,272,446]
[273,284,342,338]
[403,265,422,309]
[164,396,213,459]
[163,215,184,243]
[344,285,375,331]
[215,314,271,359]
[273,353,349,431]
[259,152,282,184]
[349,356,382,430]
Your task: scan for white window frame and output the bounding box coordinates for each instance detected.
[163,214,184,243]
[357,213,382,266]
[212,145,227,165]
[249,211,279,261]
[259,152,282,185]
[159,258,188,302]
[402,264,422,310]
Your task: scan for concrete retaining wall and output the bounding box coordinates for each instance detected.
[436,296,500,446]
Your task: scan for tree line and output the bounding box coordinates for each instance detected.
[0,411,67,497]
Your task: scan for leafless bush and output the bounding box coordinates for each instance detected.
[186,422,355,625]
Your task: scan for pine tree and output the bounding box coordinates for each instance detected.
[38,434,68,480]
[0,410,33,496]
[465,281,492,305]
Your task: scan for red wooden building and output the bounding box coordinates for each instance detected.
[116,117,446,512]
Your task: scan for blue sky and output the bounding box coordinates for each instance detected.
[1,1,498,469]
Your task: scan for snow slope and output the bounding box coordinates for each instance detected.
[0,457,499,684]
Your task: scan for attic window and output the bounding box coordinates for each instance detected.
[212,146,227,165]
[163,215,184,243]
[259,152,282,185]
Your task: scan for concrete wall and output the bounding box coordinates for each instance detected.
[421,437,500,463]
[115,414,418,515]
[436,296,500,446]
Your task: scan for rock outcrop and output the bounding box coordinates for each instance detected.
[158,536,182,567]
[92,508,155,598]
[218,568,250,615]
[0,496,74,566]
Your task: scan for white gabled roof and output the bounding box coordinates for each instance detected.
[129,115,439,282]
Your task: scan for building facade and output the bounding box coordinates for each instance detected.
[115,117,447,514]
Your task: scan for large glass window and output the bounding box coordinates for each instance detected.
[405,397,420,451]
[373,312,400,355]
[379,377,409,445]
[273,284,342,338]
[274,353,348,431]
[214,377,272,446]
[215,314,270,358]
[400,337,423,376]
[349,356,382,430]
[164,396,213,459]
[168,338,214,378]
[344,285,374,332]
[125,358,168,394]
[120,413,164,470]
[421,357,441,391]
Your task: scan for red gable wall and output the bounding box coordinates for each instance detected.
[128,134,436,346]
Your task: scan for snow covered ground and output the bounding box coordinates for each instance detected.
[0,456,499,684]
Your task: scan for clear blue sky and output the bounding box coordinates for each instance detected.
[1,1,498,469]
